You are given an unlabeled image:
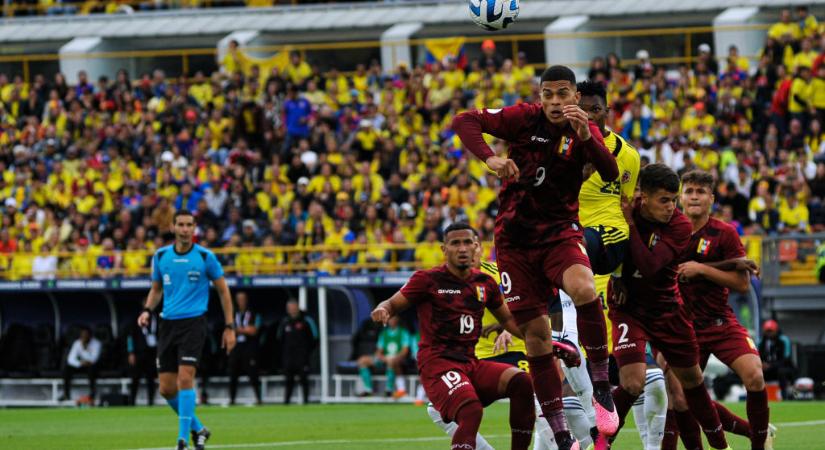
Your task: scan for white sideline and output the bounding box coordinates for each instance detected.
[120,419,825,450]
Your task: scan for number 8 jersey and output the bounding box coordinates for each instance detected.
[401,264,503,369]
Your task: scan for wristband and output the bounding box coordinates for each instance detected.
[142,307,153,315]
[225,323,236,331]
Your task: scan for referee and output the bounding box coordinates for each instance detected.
[138,210,236,450]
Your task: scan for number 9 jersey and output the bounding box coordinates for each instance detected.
[400,264,504,370]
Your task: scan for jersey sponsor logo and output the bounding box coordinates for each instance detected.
[437,289,462,295]
[476,286,485,302]
[505,295,521,303]
[697,238,712,256]
[614,342,637,351]
[181,356,198,363]
[173,258,189,263]
[531,135,549,143]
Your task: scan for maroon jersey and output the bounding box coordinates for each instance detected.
[400,265,503,367]
[614,206,692,316]
[679,217,747,320]
[452,103,618,248]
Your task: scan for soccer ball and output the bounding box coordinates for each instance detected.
[469,0,519,31]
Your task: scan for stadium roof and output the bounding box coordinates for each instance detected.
[0,0,822,42]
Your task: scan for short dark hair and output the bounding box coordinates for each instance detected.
[640,163,680,193]
[577,80,607,103]
[173,210,194,223]
[443,222,477,241]
[540,65,576,85]
[681,170,715,191]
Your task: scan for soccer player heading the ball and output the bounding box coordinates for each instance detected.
[452,65,619,450]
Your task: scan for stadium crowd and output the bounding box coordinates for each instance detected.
[0,7,823,280]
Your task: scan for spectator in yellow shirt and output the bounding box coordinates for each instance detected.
[285,52,312,88]
[812,65,825,119]
[791,38,818,72]
[796,5,819,38]
[414,230,443,269]
[779,191,811,233]
[769,9,802,41]
[9,241,34,281]
[789,66,813,123]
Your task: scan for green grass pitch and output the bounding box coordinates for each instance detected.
[0,401,823,449]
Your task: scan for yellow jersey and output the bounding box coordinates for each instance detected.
[474,260,527,360]
[578,130,641,237]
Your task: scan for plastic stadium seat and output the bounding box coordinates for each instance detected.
[779,240,799,262]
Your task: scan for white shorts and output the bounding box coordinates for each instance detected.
[552,290,579,346]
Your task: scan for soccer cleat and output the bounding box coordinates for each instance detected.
[556,434,580,450]
[176,439,188,450]
[592,382,619,436]
[191,427,211,450]
[552,339,582,368]
[764,423,777,450]
[592,432,611,450]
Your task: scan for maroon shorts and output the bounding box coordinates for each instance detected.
[608,305,699,369]
[420,357,514,422]
[497,239,591,326]
[695,318,760,369]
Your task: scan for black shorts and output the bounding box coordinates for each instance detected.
[584,226,628,275]
[157,315,207,373]
[483,351,528,371]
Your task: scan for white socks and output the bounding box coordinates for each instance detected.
[632,368,667,450]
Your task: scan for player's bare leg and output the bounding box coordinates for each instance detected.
[669,365,729,449]
[521,316,580,450]
[731,353,771,449]
[562,264,616,435]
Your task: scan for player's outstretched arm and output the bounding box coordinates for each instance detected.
[214,277,237,354]
[138,280,163,327]
[371,291,412,325]
[678,260,751,293]
[705,257,760,278]
[489,304,523,340]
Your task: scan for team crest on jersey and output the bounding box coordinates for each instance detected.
[476,286,485,302]
[621,170,631,184]
[697,238,712,256]
[648,233,660,249]
[558,137,572,158]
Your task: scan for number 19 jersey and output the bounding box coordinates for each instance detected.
[401,264,503,368]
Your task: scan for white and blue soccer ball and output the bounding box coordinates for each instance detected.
[469,0,519,31]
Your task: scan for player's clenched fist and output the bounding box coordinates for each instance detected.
[562,104,592,141]
[485,156,520,180]
[371,306,391,325]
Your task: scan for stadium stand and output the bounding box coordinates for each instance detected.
[1,1,825,404]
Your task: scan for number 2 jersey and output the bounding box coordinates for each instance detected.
[400,264,503,369]
[452,103,618,249]
[612,206,692,317]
